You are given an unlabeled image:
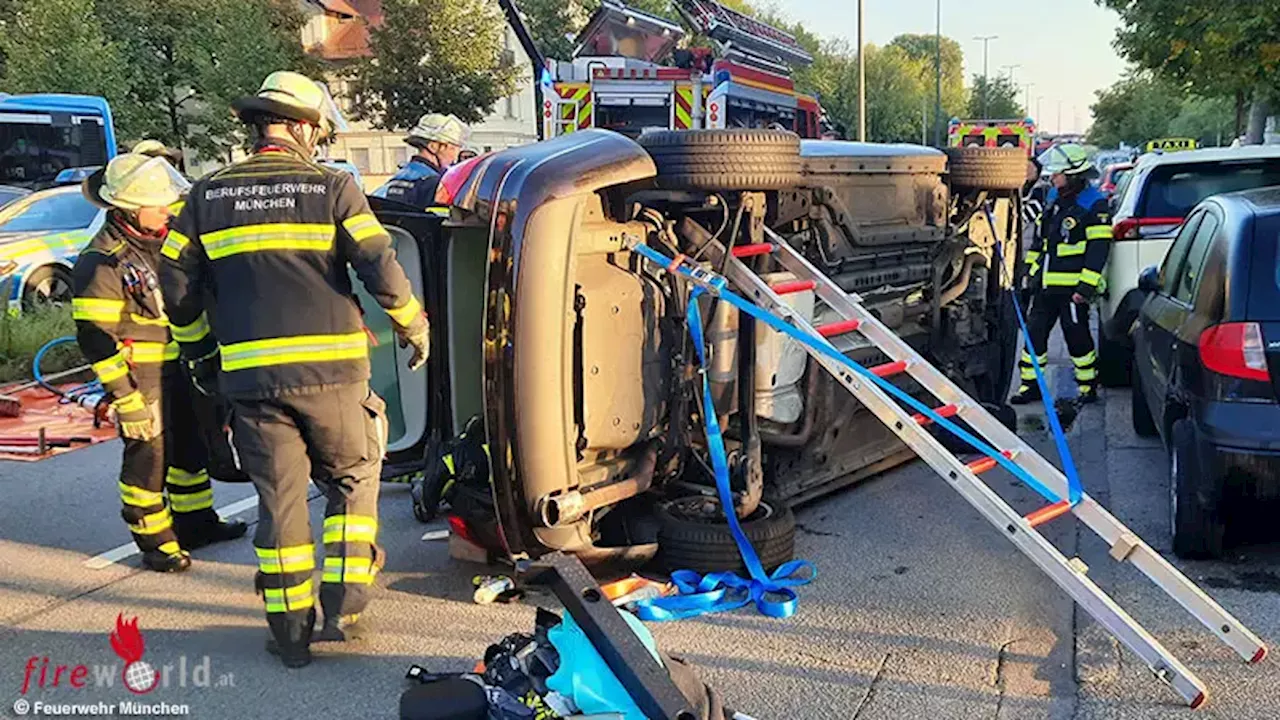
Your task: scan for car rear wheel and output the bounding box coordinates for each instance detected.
[1130,370,1158,438]
[1169,418,1225,559]
[1097,330,1132,387]
[22,265,73,309]
[656,496,796,575]
[944,147,1028,191]
[637,129,802,191]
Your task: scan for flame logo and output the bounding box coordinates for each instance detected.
[110,614,146,663]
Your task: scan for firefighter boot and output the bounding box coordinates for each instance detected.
[141,547,192,573]
[1009,384,1043,406]
[314,613,364,643]
[265,607,316,669]
[175,515,249,550]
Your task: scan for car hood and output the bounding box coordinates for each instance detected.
[0,228,93,265]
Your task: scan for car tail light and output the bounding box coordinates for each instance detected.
[447,514,481,546]
[1112,217,1185,240]
[434,154,486,207]
[1199,322,1271,382]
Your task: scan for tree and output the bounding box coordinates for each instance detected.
[1097,0,1280,143]
[966,74,1022,119]
[348,0,518,130]
[889,33,968,133]
[1088,72,1234,148]
[0,0,128,102]
[863,44,932,143]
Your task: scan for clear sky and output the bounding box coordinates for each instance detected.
[772,0,1128,134]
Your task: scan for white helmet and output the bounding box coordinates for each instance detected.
[93,154,191,211]
[405,113,469,149]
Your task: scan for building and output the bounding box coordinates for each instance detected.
[301,0,537,191]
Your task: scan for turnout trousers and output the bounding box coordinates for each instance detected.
[119,366,224,554]
[228,382,387,651]
[1016,292,1099,396]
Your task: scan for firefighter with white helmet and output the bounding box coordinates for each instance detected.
[159,71,428,667]
[74,153,249,574]
[1012,143,1110,406]
[375,113,469,210]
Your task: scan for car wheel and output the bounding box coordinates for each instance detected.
[1169,418,1225,560]
[22,265,73,309]
[1097,330,1132,388]
[943,147,1028,191]
[1130,370,1158,438]
[656,497,796,575]
[637,129,802,191]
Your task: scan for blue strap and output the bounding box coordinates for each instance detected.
[633,286,815,622]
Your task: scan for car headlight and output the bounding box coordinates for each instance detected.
[0,260,17,278]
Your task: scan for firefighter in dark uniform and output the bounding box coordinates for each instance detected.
[159,71,429,668]
[373,113,468,211]
[74,154,248,573]
[1012,143,1110,405]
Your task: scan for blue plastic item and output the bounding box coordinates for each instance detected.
[544,611,660,720]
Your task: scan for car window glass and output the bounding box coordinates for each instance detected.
[1159,212,1202,292]
[1139,160,1280,218]
[0,191,99,233]
[1174,212,1220,304]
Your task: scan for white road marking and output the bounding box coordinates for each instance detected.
[84,495,260,570]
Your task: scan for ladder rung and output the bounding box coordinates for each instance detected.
[771,279,817,295]
[912,403,959,426]
[731,243,774,258]
[869,360,907,378]
[1024,500,1074,528]
[816,319,861,337]
[965,450,1014,475]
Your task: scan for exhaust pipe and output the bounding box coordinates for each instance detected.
[538,445,659,528]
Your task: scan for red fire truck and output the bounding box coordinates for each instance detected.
[539,0,824,139]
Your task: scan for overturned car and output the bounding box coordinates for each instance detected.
[370,129,1029,570]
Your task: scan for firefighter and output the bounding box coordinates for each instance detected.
[1012,143,1110,406]
[159,71,429,668]
[74,154,248,574]
[375,113,469,210]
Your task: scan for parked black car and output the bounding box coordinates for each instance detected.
[1131,187,1280,559]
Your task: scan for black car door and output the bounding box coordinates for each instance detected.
[1141,209,1221,424]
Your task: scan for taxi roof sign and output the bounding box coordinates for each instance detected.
[1145,137,1197,153]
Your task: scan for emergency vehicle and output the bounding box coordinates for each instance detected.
[540,0,824,140]
[948,117,1037,155]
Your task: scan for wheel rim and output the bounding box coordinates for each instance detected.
[32,275,71,305]
[666,496,774,525]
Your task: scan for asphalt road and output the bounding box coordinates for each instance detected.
[1,339,1278,719]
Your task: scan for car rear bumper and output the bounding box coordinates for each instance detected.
[1194,403,1280,498]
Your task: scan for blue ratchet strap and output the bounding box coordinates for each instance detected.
[984,204,1083,505]
[631,242,1067,507]
[633,281,816,622]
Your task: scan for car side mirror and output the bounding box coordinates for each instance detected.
[1137,265,1160,294]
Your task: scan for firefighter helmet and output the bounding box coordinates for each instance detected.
[1038,143,1093,176]
[232,71,345,139]
[405,113,469,149]
[88,154,191,211]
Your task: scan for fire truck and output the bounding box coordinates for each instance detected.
[947,117,1038,156]
[539,0,824,139]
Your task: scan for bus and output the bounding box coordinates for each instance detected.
[0,93,118,189]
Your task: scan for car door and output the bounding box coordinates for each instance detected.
[1141,208,1221,426]
[1134,210,1199,415]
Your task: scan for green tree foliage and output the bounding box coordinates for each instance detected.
[864,44,934,143]
[966,74,1023,119]
[347,0,519,130]
[1088,72,1233,148]
[0,0,128,101]
[888,34,968,121]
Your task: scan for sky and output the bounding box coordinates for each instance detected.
[773,0,1129,135]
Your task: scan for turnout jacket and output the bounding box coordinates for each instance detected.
[1025,185,1111,299]
[375,156,442,211]
[72,213,180,414]
[160,139,423,399]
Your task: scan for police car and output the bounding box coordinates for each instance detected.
[0,185,105,311]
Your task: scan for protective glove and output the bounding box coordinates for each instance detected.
[112,392,157,442]
[187,349,221,398]
[396,314,430,372]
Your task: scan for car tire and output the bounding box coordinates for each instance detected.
[1097,330,1132,387]
[21,265,73,309]
[1169,418,1225,560]
[656,497,796,575]
[638,129,802,191]
[944,147,1028,191]
[1130,370,1158,438]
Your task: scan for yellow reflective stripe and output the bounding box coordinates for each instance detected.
[1020,367,1037,380]
[1079,269,1103,286]
[72,297,125,323]
[255,544,317,574]
[426,206,449,217]
[171,312,211,343]
[221,332,368,372]
[1056,241,1087,257]
[442,454,455,474]
[169,200,186,216]
[169,488,214,513]
[386,296,422,327]
[321,557,376,585]
[93,353,130,384]
[119,482,165,508]
[1024,250,1040,264]
[342,213,386,243]
[1086,225,1111,240]
[1078,385,1095,394]
[1043,271,1079,287]
[157,540,182,555]
[130,313,170,327]
[161,230,191,261]
[128,506,173,535]
[1019,351,1048,365]
[126,341,179,364]
[263,579,314,613]
[1075,367,1098,381]
[322,515,378,544]
[1072,350,1097,367]
[201,223,334,260]
[113,390,147,414]
[165,467,210,487]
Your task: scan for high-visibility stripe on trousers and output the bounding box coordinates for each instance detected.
[1018,292,1098,397]
[256,544,317,613]
[166,467,214,514]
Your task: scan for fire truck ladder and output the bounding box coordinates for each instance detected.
[631,229,1267,708]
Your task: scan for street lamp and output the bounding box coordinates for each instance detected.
[1023,83,1034,117]
[857,0,866,141]
[973,35,997,118]
[1002,64,1020,86]
[933,0,942,146]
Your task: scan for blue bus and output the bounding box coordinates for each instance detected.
[0,93,118,189]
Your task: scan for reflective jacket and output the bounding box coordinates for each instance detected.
[72,213,180,412]
[1025,185,1111,299]
[374,156,442,211]
[160,139,423,399]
